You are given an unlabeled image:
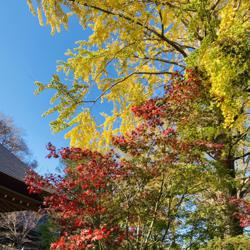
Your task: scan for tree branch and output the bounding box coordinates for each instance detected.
[233,152,250,161]
[133,54,185,68]
[142,173,165,248]
[69,1,188,57]
[83,70,174,104]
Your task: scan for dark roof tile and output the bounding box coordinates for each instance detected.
[0,144,29,182]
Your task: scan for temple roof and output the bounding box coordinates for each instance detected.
[0,144,43,212]
[0,143,29,182]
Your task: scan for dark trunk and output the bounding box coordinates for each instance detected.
[222,157,243,236]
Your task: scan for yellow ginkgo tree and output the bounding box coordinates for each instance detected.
[28,0,248,152]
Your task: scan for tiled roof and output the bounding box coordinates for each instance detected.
[0,144,29,182]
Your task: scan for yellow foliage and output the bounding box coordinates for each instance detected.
[27,0,249,150]
[65,111,101,151]
[196,0,249,129]
[27,0,36,16]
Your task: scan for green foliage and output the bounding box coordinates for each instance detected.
[35,75,88,133]
[38,218,59,250]
[203,236,250,250]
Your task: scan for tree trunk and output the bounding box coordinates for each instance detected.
[222,157,243,236]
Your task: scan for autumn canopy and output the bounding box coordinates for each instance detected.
[26,0,249,249]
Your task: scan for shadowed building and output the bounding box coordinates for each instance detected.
[0,144,43,212]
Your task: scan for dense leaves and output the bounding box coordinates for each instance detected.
[26,69,249,248]
[26,147,125,249]
[26,0,249,249]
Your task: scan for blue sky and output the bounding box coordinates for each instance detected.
[0,1,91,174]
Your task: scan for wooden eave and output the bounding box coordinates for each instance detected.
[0,171,43,212]
[0,144,45,212]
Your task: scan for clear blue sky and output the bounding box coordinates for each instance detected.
[0,1,91,174]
